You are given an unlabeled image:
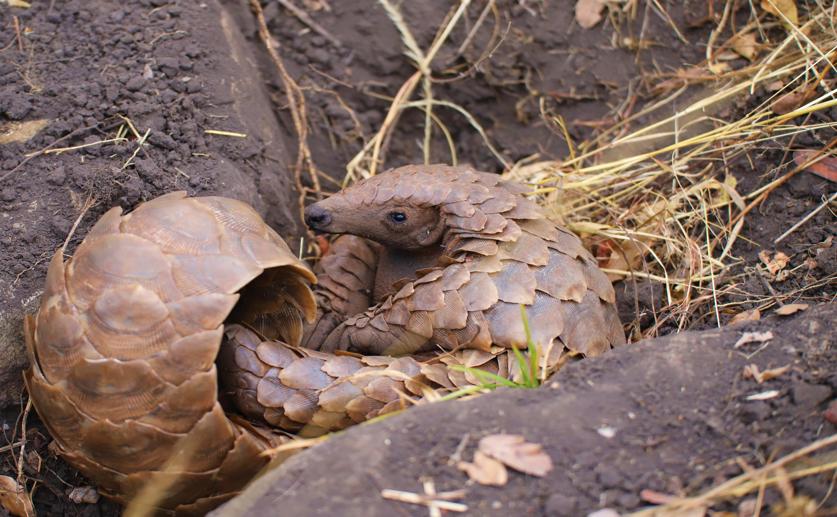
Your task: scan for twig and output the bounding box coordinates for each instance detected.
[13,15,23,52]
[249,0,321,226]
[774,191,837,244]
[16,399,32,486]
[0,440,25,454]
[276,0,342,48]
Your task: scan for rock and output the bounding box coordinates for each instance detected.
[791,382,832,409]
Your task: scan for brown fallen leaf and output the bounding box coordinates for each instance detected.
[794,150,837,183]
[457,451,508,486]
[479,434,553,477]
[0,475,34,517]
[771,87,816,114]
[761,0,798,25]
[775,303,808,316]
[575,0,606,29]
[729,308,761,325]
[734,330,774,349]
[758,250,790,276]
[68,486,100,504]
[743,364,791,384]
[730,32,759,61]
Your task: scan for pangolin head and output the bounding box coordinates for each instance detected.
[305,164,518,250]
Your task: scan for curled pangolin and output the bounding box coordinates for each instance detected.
[25,165,624,513]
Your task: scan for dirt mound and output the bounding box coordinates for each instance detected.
[0,0,303,406]
[216,304,836,516]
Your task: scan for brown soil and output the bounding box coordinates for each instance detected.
[0,1,834,516]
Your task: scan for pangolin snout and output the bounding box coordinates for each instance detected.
[304,204,332,230]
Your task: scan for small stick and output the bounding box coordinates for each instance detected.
[276,0,342,48]
[0,440,25,454]
[13,16,23,52]
[774,191,837,244]
[16,399,32,486]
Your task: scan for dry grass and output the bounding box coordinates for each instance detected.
[344,0,837,340]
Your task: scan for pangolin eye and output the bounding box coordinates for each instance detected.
[388,211,407,223]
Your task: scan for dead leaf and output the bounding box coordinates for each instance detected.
[758,250,790,276]
[729,308,761,325]
[6,0,31,7]
[68,486,100,504]
[771,87,816,114]
[734,330,774,349]
[730,32,759,60]
[575,0,606,29]
[0,119,50,145]
[478,434,553,477]
[761,0,798,25]
[457,451,508,486]
[794,150,837,183]
[0,476,34,517]
[775,303,808,315]
[743,364,790,383]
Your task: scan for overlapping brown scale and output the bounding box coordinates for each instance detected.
[556,291,613,356]
[581,257,617,304]
[459,272,499,311]
[66,233,179,310]
[256,376,295,408]
[406,281,446,312]
[33,303,91,384]
[432,290,469,330]
[283,390,319,423]
[85,285,176,360]
[321,355,363,377]
[546,227,589,259]
[447,210,488,232]
[405,310,434,339]
[491,261,537,304]
[65,358,171,422]
[138,369,218,433]
[344,396,385,423]
[534,252,588,302]
[170,254,261,298]
[451,238,499,257]
[477,191,517,213]
[23,373,85,451]
[503,196,542,219]
[84,205,124,240]
[317,381,363,412]
[196,196,270,236]
[497,232,550,266]
[149,329,221,385]
[484,301,527,348]
[443,200,476,217]
[384,299,411,325]
[78,418,184,473]
[279,358,332,390]
[167,293,238,336]
[364,376,401,403]
[121,197,222,256]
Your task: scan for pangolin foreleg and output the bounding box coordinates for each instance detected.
[299,235,381,349]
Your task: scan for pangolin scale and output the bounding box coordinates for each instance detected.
[25,165,625,514]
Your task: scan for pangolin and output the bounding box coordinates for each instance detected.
[219,164,625,435]
[25,164,624,513]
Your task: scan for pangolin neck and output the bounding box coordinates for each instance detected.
[373,245,444,302]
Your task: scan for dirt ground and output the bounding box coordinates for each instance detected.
[0,0,834,515]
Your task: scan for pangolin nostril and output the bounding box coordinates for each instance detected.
[304,205,332,229]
